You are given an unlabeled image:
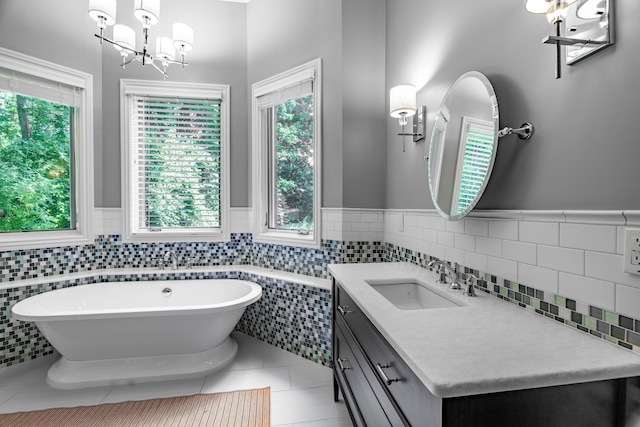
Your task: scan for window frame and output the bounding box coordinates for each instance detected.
[251,59,322,248]
[120,79,230,243]
[0,47,94,251]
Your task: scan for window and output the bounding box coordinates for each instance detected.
[121,80,229,242]
[0,47,94,251]
[252,59,321,247]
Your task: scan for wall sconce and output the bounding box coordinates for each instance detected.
[525,0,614,79]
[390,84,426,152]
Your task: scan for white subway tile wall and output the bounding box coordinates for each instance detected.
[321,209,384,242]
[384,210,640,320]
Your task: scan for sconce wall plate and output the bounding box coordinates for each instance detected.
[564,0,614,65]
[412,105,426,142]
[526,0,614,78]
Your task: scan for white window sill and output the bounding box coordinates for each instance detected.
[253,229,321,249]
[122,230,230,244]
[0,229,94,252]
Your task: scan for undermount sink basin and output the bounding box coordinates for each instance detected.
[366,279,461,310]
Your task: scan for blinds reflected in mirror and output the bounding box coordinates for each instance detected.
[453,117,494,216]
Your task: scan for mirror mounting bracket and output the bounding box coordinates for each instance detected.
[498,122,534,140]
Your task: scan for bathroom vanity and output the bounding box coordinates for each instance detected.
[330,262,640,426]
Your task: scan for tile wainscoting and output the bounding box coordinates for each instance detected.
[3,207,640,370]
[0,208,385,369]
[385,209,640,356]
[0,269,334,370]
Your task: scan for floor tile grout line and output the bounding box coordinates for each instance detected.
[270,383,339,395]
[0,333,348,423]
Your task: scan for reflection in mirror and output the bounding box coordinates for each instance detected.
[428,71,499,221]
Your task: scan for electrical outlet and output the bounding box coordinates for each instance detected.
[624,229,640,274]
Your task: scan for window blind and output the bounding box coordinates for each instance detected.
[257,80,313,109]
[0,67,82,107]
[129,95,222,232]
[457,127,494,214]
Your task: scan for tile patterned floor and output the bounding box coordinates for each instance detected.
[0,332,352,426]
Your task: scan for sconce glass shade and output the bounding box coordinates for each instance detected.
[525,0,578,23]
[134,0,160,26]
[88,0,117,27]
[113,24,136,52]
[172,23,194,52]
[156,36,175,61]
[390,84,417,118]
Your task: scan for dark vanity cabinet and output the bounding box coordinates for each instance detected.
[331,278,639,427]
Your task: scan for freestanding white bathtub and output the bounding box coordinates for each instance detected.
[11,278,262,389]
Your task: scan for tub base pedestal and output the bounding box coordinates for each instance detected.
[46,337,238,390]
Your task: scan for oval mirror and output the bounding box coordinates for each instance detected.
[428,71,499,221]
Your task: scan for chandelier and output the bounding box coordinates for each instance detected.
[88,0,194,78]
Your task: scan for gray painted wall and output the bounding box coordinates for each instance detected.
[247,0,344,208]
[99,0,248,207]
[246,0,386,209]
[386,0,640,210]
[6,1,635,213]
[342,0,386,209]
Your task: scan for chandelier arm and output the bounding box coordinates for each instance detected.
[94,34,140,56]
[150,61,169,79]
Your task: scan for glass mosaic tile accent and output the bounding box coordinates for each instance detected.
[0,235,384,284]
[0,233,387,369]
[235,273,332,366]
[385,242,640,357]
[6,233,640,371]
[1,271,331,369]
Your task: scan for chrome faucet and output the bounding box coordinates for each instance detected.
[427,258,462,290]
[464,273,479,297]
[163,250,178,270]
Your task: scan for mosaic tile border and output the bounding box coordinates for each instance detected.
[0,235,385,283]
[479,276,640,355]
[235,273,332,366]
[5,234,640,370]
[384,242,640,357]
[1,271,331,369]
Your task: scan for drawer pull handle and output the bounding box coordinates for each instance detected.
[376,363,401,385]
[337,358,352,372]
[337,305,353,316]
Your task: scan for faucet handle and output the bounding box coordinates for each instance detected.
[464,273,479,297]
[158,258,165,270]
[186,257,193,269]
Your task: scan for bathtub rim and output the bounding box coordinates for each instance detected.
[11,279,262,322]
[1,265,332,292]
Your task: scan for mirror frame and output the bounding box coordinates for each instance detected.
[428,71,499,221]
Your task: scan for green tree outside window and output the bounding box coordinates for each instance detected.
[0,90,72,232]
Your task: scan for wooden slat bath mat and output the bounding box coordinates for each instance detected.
[0,387,270,427]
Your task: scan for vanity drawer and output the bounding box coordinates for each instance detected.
[335,318,402,426]
[336,284,441,426]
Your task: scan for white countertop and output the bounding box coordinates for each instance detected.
[329,262,640,398]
